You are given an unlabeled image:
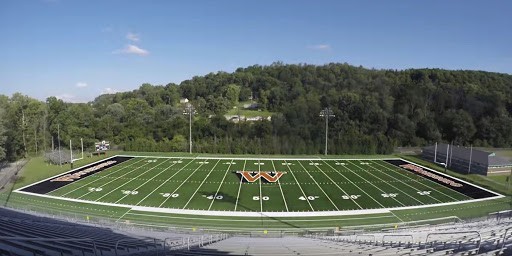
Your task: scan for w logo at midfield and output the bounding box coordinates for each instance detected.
[235,171,286,183]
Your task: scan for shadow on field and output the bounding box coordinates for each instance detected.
[198,191,303,231]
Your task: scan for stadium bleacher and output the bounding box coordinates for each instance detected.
[0,206,511,256]
[0,207,227,256]
[44,150,73,165]
[308,218,512,256]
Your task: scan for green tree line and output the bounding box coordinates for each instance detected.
[1,62,512,161]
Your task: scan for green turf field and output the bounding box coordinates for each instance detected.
[6,154,511,231]
[19,156,493,213]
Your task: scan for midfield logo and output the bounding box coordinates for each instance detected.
[235,171,286,183]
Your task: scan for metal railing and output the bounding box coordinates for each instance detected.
[114,238,161,256]
[425,231,481,254]
[499,227,512,253]
[381,234,413,246]
[355,234,375,245]
[162,234,229,252]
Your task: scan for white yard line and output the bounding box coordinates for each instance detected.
[321,160,385,208]
[374,160,464,201]
[182,159,221,209]
[16,155,505,218]
[158,160,208,208]
[135,159,195,206]
[15,187,504,217]
[283,160,315,211]
[258,160,263,213]
[234,160,247,211]
[94,159,171,202]
[370,161,449,202]
[309,160,363,209]
[350,161,425,205]
[75,160,154,199]
[208,160,234,210]
[296,161,339,211]
[59,158,145,196]
[339,161,408,207]
[271,160,289,212]
[114,159,184,204]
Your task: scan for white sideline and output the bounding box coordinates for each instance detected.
[13,155,505,218]
[118,155,397,161]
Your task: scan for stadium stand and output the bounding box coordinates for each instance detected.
[44,150,73,165]
[0,205,511,255]
[0,207,228,256]
[308,218,512,256]
[163,217,512,256]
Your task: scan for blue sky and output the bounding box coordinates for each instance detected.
[1,0,511,103]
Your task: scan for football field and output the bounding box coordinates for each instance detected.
[16,155,500,218]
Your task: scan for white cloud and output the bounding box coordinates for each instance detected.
[76,82,88,88]
[101,26,113,33]
[113,44,149,56]
[102,88,118,94]
[56,94,78,103]
[308,44,331,50]
[126,32,140,42]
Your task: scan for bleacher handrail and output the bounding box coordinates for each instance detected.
[354,234,375,245]
[425,230,481,254]
[114,237,161,256]
[499,227,512,253]
[381,234,413,246]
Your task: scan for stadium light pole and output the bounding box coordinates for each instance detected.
[69,139,73,169]
[57,124,62,166]
[81,138,84,160]
[183,104,196,154]
[319,107,335,156]
[507,168,511,190]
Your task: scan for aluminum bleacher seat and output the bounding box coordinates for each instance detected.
[0,207,164,256]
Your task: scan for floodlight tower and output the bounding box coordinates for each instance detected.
[319,107,335,156]
[57,124,62,166]
[183,104,197,154]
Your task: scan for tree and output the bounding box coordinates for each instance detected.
[3,63,512,158]
[224,84,241,105]
[440,109,476,145]
[0,106,6,161]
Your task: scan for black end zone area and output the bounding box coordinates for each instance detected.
[20,156,133,194]
[385,159,497,199]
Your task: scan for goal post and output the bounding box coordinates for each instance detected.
[69,138,85,168]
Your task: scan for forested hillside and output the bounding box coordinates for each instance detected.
[1,62,512,161]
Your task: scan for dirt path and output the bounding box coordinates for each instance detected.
[0,159,28,190]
